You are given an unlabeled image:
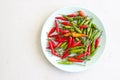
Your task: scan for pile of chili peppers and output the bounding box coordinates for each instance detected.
[47,10,102,65]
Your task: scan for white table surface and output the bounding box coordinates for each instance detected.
[0,0,120,80]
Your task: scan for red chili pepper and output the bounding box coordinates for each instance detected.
[71,37,75,45]
[55,37,67,42]
[61,50,70,59]
[68,57,84,62]
[71,41,81,47]
[55,17,67,21]
[76,52,88,59]
[61,21,72,26]
[47,40,56,49]
[49,40,60,57]
[59,28,70,34]
[48,27,56,37]
[68,36,73,48]
[68,14,78,17]
[87,45,91,56]
[55,19,59,32]
[80,25,88,29]
[49,34,59,38]
[95,37,100,48]
[55,42,63,48]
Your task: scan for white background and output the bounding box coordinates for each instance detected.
[0,0,120,80]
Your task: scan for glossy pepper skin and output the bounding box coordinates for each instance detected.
[47,40,56,49]
[61,50,70,59]
[55,16,67,21]
[55,42,63,49]
[68,57,84,62]
[59,28,70,34]
[71,41,81,47]
[79,10,86,17]
[48,27,56,37]
[49,40,60,57]
[68,14,78,17]
[49,34,59,38]
[76,52,88,59]
[55,20,59,32]
[58,61,73,65]
[68,36,73,48]
[87,45,91,56]
[55,36,67,42]
[61,21,72,26]
[80,25,88,29]
[95,37,100,48]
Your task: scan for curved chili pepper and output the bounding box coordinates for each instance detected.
[61,50,70,59]
[87,45,91,56]
[71,41,81,47]
[55,42,63,49]
[68,36,73,48]
[76,52,88,59]
[48,27,56,37]
[61,21,72,26]
[80,25,88,29]
[55,20,59,32]
[49,34,59,38]
[68,14,78,17]
[47,40,56,48]
[55,16,67,21]
[64,32,71,37]
[71,37,75,46]
[95,37,100,48]
[58,61,73,65]
[49,40,60,57]
[55,37,67,42]
[59,28,70,34]
[79,10,86,17]
[72,32,88,37]
[68,57,84,62]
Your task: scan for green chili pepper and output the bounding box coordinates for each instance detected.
[83,28,87,34]
[80,18,86,26]
[90,46,100,57]
[81,28,83,34]
[84,19,90,25]
[70,28,75,32]
[93,30,100,40]
[60,42,67,48]
[84,38,90,47]
[77,19,81,25]
[92,23,98,30]
[73,16,81,20]
[70,49,85,53]
[63,43,68,50]
[70,46,85,50]
[63,26,73,29]
[91,41,95,53]
[71,22,81,33]
[63,15,73,22]
[87,27,91,35]
[90,29,98,40]
[88,18,93,27]
[88,28,93,39]
[79,37,84,44]
[75,37,80,41]
[58,61,73,65]
[86,46,100,60]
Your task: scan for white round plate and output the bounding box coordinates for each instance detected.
[40,6,106,72]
